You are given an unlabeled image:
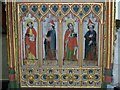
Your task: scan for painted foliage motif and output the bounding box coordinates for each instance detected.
[19,4,102,67]
[17,3,107,87]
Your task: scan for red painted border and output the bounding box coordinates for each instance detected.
[106,2,109,68]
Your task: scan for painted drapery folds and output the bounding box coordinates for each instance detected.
[82,12,100,66]
[63,18,79,66]
[20,14,38,65]
[7,1,115,88]
[42,14,58,65]
[25,19,37,60]
[44,20,56,60]
[64,22,78,61]
[84,19,97,61]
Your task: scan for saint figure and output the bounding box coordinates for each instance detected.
[84,19,97,60]
[64,20,78,61]
[44,20,56,60]
[25,20,37,59]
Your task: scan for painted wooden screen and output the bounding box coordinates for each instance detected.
[6,0,115,88]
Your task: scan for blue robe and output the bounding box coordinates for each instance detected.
[44,30,56,59]
[84,30,97,60]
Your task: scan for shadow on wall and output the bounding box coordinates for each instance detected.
[1,2,8,80]
[116,19,120,29]
[0,1,9,90]
[2,2,7,34]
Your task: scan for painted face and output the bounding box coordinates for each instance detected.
[69,23,74,30]
[28,22,33,28]
[89,25,94,31]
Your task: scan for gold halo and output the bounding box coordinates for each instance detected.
[25,19,34,27]
[66,19,75,27]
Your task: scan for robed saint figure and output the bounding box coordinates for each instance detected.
[44,20,56,60]
[84,19,97,60]
[63,20,78,61]
[25,20,37,60]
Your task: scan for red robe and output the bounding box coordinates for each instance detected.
[64,30,77,60]
[25,27,36,59]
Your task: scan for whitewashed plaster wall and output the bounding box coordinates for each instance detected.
[113,28,120,86]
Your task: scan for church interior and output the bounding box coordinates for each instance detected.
[0,1,120,90]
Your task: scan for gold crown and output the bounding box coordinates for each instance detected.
[66,19,75,26]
